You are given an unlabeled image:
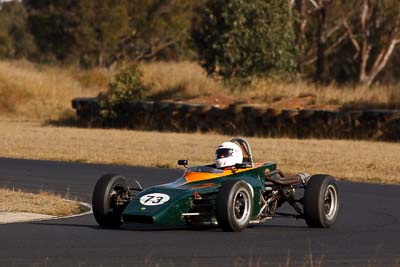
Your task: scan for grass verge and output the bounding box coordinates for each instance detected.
[0,187,85,216]
[0,120,399,184]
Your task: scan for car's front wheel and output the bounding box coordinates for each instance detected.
[92,174,129,228]
[216,180,253,232]
[303,174,340,228]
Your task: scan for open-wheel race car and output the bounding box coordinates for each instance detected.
[92,137,340,232]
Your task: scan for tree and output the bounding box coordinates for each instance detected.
[292,0,400,85]
[343,0,400,86]
[0,1,36,59]
[192,0,298,81]
[24,0,196,66]
[25,0,129,67]
[0,25,12,58]
[72,0,129,67]
[25,0,78,63]
[119,0,197,62]
[293,0,351,82]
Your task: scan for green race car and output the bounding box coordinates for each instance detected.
[92,137,340,232]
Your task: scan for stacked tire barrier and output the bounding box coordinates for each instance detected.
[72,98,400,141]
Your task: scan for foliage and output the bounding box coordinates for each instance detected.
[121,0,197,61]
[98,66,150,123]
[73,0,129,67]
[0,1,36,59]
[1,0,399,85]
[192,0,298,81]
[0,27,12,58]
[24,0,196,66]
[25,0,129,66]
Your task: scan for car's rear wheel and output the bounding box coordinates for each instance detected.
[92,174,129,228]
[216,180,253,232]
[303,174,339,228]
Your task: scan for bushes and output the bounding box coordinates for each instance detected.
[98,65,150,125]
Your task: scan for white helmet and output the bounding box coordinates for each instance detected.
[215,142,243,169]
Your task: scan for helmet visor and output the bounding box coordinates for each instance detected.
[216,148,233,159]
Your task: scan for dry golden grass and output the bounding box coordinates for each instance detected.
[140,61,225,100]
[1,60,399,121]
[245,78,400,109]
[0,187,84,216]
[140,61,400,109]
[0,120,399,184]
[0,60,111,120]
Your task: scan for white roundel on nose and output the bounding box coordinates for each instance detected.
[140,193,170,206]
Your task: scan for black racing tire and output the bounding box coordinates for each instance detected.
[216,180,253,232]
[92,174,129,229]
[303,174,340,228]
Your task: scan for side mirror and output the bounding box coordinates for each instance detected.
[235,163,247,169]
[178,160,188,167]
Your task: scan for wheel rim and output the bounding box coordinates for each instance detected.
[109,184,125,213]
[324,185,338,220]
[233,189,251,225]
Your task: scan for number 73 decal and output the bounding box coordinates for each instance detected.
[140,193,170,206]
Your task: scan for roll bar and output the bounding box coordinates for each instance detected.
[230,137,254,168]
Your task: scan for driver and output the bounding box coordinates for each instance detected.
[215,142,243,169]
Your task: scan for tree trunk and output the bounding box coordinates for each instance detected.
[295,0,307,72]
[314,2,327,83]
[359,39,400,87]
[356,0,400,87]
[98,49,105,68]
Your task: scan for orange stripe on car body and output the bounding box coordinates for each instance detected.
[184,168,251,183]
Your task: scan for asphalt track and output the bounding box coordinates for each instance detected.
[0,158,399,267]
